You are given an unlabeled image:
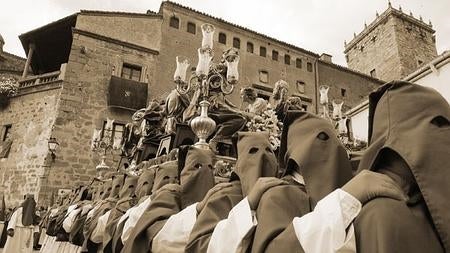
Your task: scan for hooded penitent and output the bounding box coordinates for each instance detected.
[185,132,278,253]
[81,176,119,252]
[279,111,353,207]
[109,174,125,199]
[231,131,279,195]
[21,194,36,226]
[355,81,450,253]
[111,167,157,253]
[251,111,353,253]
[136,168,156,200]
[179,145,216,208]
[102,175,139,253]
[122,161,180,253]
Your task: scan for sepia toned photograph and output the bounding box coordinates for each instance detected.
[0,0,449,252]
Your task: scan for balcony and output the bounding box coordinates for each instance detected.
[18,63,66,89]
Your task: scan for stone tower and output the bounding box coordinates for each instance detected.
[344,2,437,81]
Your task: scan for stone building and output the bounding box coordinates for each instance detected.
[0,1,383,206]
[0,34,27,80]
[344,2,437,81]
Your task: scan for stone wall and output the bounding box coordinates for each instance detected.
[0,51,26,79]
[345,8,437,82]
[76,12,162,51]
[345,16,402,81]
[394,17,437,77]
[39,29,159,204]
[0,85,61,207]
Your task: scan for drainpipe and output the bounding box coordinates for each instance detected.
[314,58,320,114]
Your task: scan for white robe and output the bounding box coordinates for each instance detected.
[121,195,152,243]
[3,207,34,253]
[207,198,257,253]
[152,202,198,253]
[90,209,111,253]
[206,189,361,253]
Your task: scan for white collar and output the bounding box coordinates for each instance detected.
[291,170,305,185]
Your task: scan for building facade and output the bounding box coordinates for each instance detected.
[0,1,382,206]
[344,2,437,81]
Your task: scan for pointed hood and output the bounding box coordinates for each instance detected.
[101,180,113,200]
[231,132,278,196]
[118,174,139,200]
[279,111,352,207]
[109,174,125,199]
[21,194,36,226]
[152,161,179,193]
[358,81,450,251]
[136,167,156,200]
[178,145,216,208]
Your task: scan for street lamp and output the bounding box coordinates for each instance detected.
[48,137,59,161]
[173,23,239,149]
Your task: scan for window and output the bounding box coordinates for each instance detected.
[345,55,349,62]
[169,16,179,29]
[260,46,266,57]
[296,81,305,93]
[360,46,364,52]
[187,22,196,34]
[272,50,278,61]
[417,60,423,66]
[302,104,308,111]
[307,62,313,72]
[284,54,291,65]
[233,37,240,49]
[341,88,347,97]
[218,33,226,44]
[121,63,142,81]
[2,124,12,142]
[247,42,254,53]
[259,70,269,83]
[296,58,302,68]
[370,69,377,78]
[102,121,125,149]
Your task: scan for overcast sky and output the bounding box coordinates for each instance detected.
[1,0,449,66]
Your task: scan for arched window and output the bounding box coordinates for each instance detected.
[219,33,226,44]
[187,22,196,34]
[233,37,240,49]
[169,16,179,29]
[247,42,254,53]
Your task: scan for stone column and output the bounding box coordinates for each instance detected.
[22,43,35,78]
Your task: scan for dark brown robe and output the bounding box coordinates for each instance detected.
[355,81,450,252]
[185,132,278,253]
[111,168,156,253]
[251,111,353,253]
[102,175,138,253]
[121,161,179,253]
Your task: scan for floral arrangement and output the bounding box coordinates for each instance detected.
[0,77,18,108]
[245,105,282,149]
[0,77,19,96]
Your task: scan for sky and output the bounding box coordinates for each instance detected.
[1,0,449,66]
